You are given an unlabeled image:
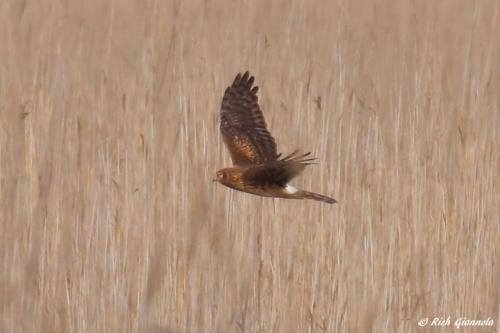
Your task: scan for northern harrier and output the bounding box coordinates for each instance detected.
[214,72,336,204]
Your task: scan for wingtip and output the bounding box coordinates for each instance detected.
[232,71,257,91]
[247,75,255,88]
[241,71,250,81]
[233,72,242,86]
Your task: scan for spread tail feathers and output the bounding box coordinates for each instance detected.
[301,190,337,204]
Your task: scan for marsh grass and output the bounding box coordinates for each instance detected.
[1,0,499,332]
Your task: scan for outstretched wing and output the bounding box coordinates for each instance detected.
[220,71,278,166]
[242,151,315,186]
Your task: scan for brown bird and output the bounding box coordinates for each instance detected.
[214,71,337,204]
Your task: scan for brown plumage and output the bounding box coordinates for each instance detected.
[215,71,337,204]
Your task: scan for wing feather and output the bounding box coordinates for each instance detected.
[220,72,278,166]
[241,152,316,186]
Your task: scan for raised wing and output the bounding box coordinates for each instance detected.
[220,72,278,166]
[242,151,315,186]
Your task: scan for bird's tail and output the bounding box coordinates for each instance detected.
[300,190,337,204]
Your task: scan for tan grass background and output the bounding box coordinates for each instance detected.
[1,0,499,332]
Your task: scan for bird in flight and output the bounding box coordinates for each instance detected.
[214,72,336,204]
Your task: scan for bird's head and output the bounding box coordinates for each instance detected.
[213,168,242,187]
